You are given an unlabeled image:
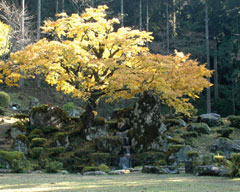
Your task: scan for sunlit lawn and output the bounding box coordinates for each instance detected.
[0,172,239,192]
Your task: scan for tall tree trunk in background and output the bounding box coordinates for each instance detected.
[92,0,94,7]
[214,39,219,100]
[19,0,25,88]
[121,0,124,27]
[205,0,211,113]
[56,0,59,16]
[36,0,41,88]
[62,0,65,12]
[139,0,142,31]
[146,0,149,47]
[166,0,170,54]
[172,0,177,37]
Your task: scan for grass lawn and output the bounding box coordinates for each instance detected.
[0,172,239,192]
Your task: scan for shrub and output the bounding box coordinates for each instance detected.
[227,116,240,129]
[201,153,213,165]
[93,117,105,126]
[42,126,59,133]
[216,127,234,138]
[31,138,47,147]
[48,147,65,156]
[0,150,24,162]
[230,153,240,178]
[0,91,10,107]
[214,154,228,166]
[62,102,75,112]
[11,159,32,173]
[82,164,110,173]
[45,161,63,173]
[31,147,44,158]
[97,164,110,172]
[187,151,199,160]
[28,129,43,140]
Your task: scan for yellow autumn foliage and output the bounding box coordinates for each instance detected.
[0,21,11,56]
[0,5,212,115]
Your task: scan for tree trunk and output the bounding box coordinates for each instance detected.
[139,0,142,31]
[81,97,97,129]
[146,0,149,47]
[232,79,236,115]
[205,0,211,113]
[172,0,177,37]
[92,0,94,7]
[56,0,59,16]
[214,39,219,100]
[19,0,25,88]
[62,0,65,12]
[121,0,124,27]
[36,0,41,88]
[166,0,170,54]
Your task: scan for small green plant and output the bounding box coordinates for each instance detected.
[45,161,63,173]
[11,159,33,173]
[31,147,44,159]
[63,102,75,111]
[216,127,234,138]
[227,116,240,129]
[48,147,65,156]
[11,121,27,132]
[0,91,10,107]
[230,153,240,178]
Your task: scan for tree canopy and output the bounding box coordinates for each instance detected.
[0,21,11,57]
[0,5,212,116]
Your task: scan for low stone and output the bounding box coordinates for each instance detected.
[83,171,107,176]
[85,126,109,141]
[142,165,179,174]
[109,169,130,175]
[176,145,192,163]
[0,169,11,173]
[199,113,222,127]
[194,165,229,176]
[10,128,26,139]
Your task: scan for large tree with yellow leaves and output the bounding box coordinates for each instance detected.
[0,5,212,127]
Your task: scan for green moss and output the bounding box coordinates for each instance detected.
[11,121,27,132]
[89,152,111,166]
[105,119,118,129]
[31,138,47,147]
[0,150,24,162]
[42,126,60,134]
[48,147,65,156]
[93,117,105,126]
[227,116,240,129]
[31,147,44,159]
[181,131,198,139]
[95,136,122,154]
[11,159,33,173]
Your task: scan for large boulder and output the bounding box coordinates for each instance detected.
[142,165,179,174]
[209,138,240,158]
[194,165,229,176]
[199,113,223,127]
[29,104,70,129]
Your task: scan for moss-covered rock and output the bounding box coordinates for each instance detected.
[187,123,210,135]
[31,138,47,147]
[95,136,122,155]
[168,145,184,153]
[228,116,240,129]
[11,121,27,132]
[167,136,185,144]
[216,127,234,138]
[12,113,29,120]
[89,152,111,166]
[29,104,70,129]
[0,91,10,107]
[75,143,96,158]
